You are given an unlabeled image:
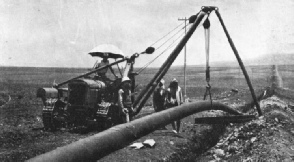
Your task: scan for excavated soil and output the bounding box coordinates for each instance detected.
[196,95,294,161]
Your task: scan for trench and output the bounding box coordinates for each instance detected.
[164,123,227,161]
[165,65,287,161]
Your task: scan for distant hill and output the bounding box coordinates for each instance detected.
[204,53,294,67]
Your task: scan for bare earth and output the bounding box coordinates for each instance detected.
[1,65,294,161]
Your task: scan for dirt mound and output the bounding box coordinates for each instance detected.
[197,96,294,161]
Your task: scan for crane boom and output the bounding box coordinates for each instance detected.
[133,11,207,115]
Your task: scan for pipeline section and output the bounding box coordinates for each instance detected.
[28,101,241,162]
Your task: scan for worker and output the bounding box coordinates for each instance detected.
[117,77,133,123]
[166,78,183,133]
[153,79,167,113]
[95,53,118,80]
[95,53,118,101]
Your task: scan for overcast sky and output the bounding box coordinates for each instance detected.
[1,0,294,67]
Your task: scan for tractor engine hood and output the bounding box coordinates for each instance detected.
[69,78,106,89]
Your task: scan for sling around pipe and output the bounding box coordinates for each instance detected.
[28,101,241,162]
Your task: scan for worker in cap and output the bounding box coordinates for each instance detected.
[166,78,183,133]
[95,53,118,80]
[172,78,178,82]
[153,79,167,113]
[121,76,131,82]
[159,79,165,87]
[117,76,133,123]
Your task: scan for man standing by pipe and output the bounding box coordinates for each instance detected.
[118,77,133,123]
[166,78,183,133]
[153,79,167,113]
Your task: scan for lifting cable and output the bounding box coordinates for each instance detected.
[155,23,190,51]
[136,30,187,74]
[137,23,193,74]
[202,17,213,106]
[149,21,185,47]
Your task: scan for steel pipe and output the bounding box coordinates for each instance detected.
[28,101,241,162]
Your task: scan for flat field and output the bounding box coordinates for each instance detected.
[0,65,294,161]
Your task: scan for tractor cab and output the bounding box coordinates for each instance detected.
[89,44,125,86]
[88,44,126,101]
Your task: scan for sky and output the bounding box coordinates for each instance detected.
[1,0,294,68]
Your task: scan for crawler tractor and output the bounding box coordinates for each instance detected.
[37,47,154,130]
